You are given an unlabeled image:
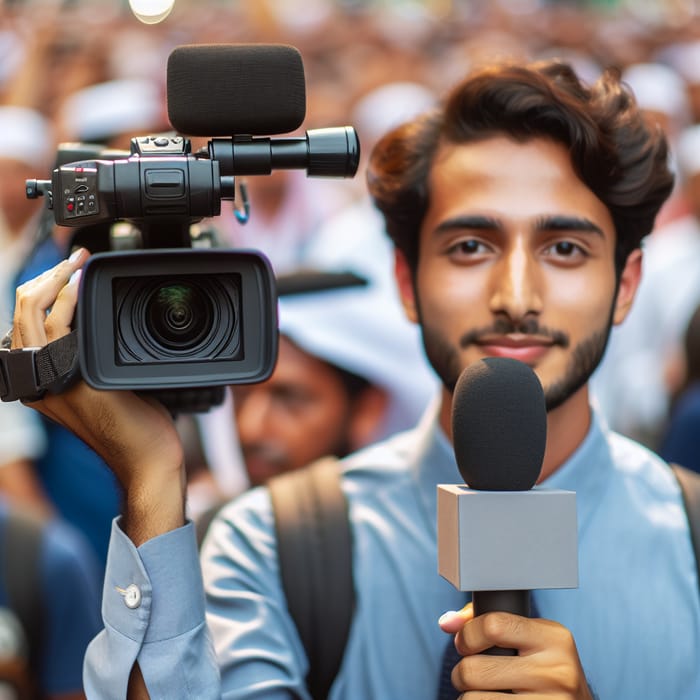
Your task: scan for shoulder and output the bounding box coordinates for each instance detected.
[607,429,680,500]
[205,429,418,548]
[342,429,418,478]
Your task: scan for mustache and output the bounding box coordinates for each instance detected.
[460,318,570,349]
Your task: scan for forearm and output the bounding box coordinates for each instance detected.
[122,462,187,547]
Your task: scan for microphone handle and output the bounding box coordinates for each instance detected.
[472,589,531,657]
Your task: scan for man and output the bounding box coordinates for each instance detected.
[192,267,437,515]
[592,122,700,447]
[0,106,53,517]
[10,59,697,699]
[0,497,102,699]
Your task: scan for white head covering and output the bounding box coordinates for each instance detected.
[196,207,439,497]
[58,78,166,143]
[621,62,691,133]
[278,269,436,442]
[352,81,437,147]
[0,106,53,168]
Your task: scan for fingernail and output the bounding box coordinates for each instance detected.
[439,610,458,625]
[69,269,82,286]
[68,248,84,263]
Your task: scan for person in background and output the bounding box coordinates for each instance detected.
[0,106,54,516]
[658,302,700,473]
[592,122,700,448]
[0,497,101,699]
[191,253,438,520]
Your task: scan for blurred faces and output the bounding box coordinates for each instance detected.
[396,136,640,416]
[232,335,384,486]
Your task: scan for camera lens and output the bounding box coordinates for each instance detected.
[145,282,212,350]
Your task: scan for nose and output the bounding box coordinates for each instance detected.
[488,239,543,322]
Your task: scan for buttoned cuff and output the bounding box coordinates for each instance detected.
[102,517,205,643]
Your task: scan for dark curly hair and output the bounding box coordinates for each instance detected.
[367,60,674,277]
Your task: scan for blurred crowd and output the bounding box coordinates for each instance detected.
[3,0,700,694]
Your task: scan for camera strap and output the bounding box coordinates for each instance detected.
[0,330,80,403]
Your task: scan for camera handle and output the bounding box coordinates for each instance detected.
[0,331,80,403]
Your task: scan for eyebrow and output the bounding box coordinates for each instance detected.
[534,214,605,237]
[433,214,605,237]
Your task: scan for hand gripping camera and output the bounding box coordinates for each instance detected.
[0,44,359,412]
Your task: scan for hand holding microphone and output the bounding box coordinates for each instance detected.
[437,357,589,697]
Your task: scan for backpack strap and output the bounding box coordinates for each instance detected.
[2,508,45,689]
[268,457,355,700]
[671,463,700,593]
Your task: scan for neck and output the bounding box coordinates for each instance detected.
[439,383,592,482]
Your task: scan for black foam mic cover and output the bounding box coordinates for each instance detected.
[451,357,546,491]
[167,44,306,136]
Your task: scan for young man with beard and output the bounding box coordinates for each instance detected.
[9,59,698,699]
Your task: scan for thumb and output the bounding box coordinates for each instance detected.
[438,602,474,634]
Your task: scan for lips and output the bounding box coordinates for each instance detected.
[475,334,553,364]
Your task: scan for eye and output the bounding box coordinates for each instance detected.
[543,239,587,261]
[446,238,492,260]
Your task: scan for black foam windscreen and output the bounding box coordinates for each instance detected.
[167,44,306,136]
[451,357,546,491]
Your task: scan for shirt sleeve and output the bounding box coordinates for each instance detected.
[83,517,221,699]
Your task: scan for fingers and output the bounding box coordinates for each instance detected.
[455,611,538,656]
[450,613,590,698]
[45,268,82,342]
[13,248,89,348]
[439,602,474,633]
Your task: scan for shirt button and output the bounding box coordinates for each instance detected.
[123,584,142,609]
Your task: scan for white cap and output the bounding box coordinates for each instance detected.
[0,106,53,169]
[352,81,436,146]
[58,78,166,142]
[622,62,690,127]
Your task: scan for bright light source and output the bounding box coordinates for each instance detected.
[128,0,175,24]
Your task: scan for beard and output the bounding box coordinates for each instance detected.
[416,306,614,412]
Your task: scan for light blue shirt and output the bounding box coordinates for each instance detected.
[84,401,700,699]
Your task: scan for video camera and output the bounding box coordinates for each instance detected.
[2,44,359,412]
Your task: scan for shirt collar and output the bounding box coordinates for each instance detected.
[539,409,612,539]
[411,395,462,537]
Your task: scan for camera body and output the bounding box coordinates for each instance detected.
[18,44,360,412]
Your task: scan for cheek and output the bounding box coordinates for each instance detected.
[416,261,488,323]
[545,269,616,324]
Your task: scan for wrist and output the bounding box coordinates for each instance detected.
[123,462,187,546]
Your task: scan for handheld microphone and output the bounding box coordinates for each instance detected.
[437,357,578,655]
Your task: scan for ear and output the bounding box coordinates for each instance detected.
[348,386,389,449]
[612,248,643,326]
[394,249,419,324]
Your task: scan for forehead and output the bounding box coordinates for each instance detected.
[424,136,615,237]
